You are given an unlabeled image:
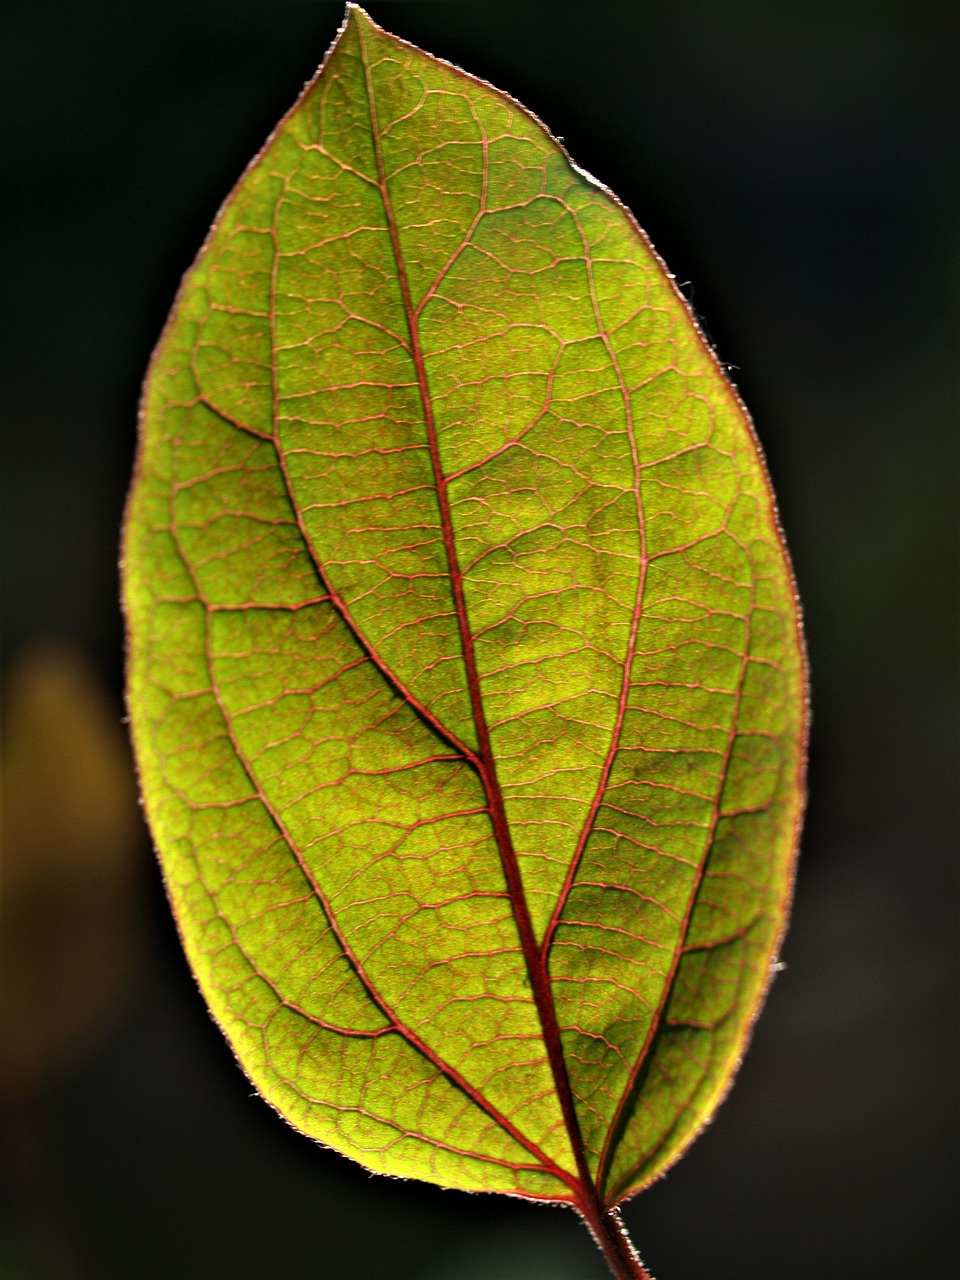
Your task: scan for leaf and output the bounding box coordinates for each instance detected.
[123,5,805,1269]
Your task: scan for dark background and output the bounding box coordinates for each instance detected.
[1,1,957,1277]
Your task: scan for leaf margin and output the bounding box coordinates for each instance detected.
[121,0,810,1216]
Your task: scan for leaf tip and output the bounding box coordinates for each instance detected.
[344,3,373,27]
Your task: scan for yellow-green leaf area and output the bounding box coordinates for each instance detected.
[124,5,806,1210]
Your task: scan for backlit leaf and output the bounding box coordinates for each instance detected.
[123,6,806,1270]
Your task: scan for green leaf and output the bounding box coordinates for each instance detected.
[123,1,805,1258]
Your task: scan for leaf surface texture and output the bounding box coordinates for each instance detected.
[124,6,806,1207]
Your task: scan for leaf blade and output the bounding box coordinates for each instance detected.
[124,3,806,1209]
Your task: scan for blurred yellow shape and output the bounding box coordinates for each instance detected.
[1,642,144,1105]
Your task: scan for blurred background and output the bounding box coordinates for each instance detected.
[1,1,957,1276]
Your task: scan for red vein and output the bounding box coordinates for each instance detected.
[412,116,488,319]
[539,208,648,967]
[196,396,273,440]
[257,178,479,770]
[356,17,594,1205]
[597,576,756,1201]
[164,454,571,1187]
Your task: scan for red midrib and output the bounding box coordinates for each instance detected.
[204,138,581,1186]
[356,21,596,1204]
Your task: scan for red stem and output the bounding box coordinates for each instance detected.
[576,1196,654,1280]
